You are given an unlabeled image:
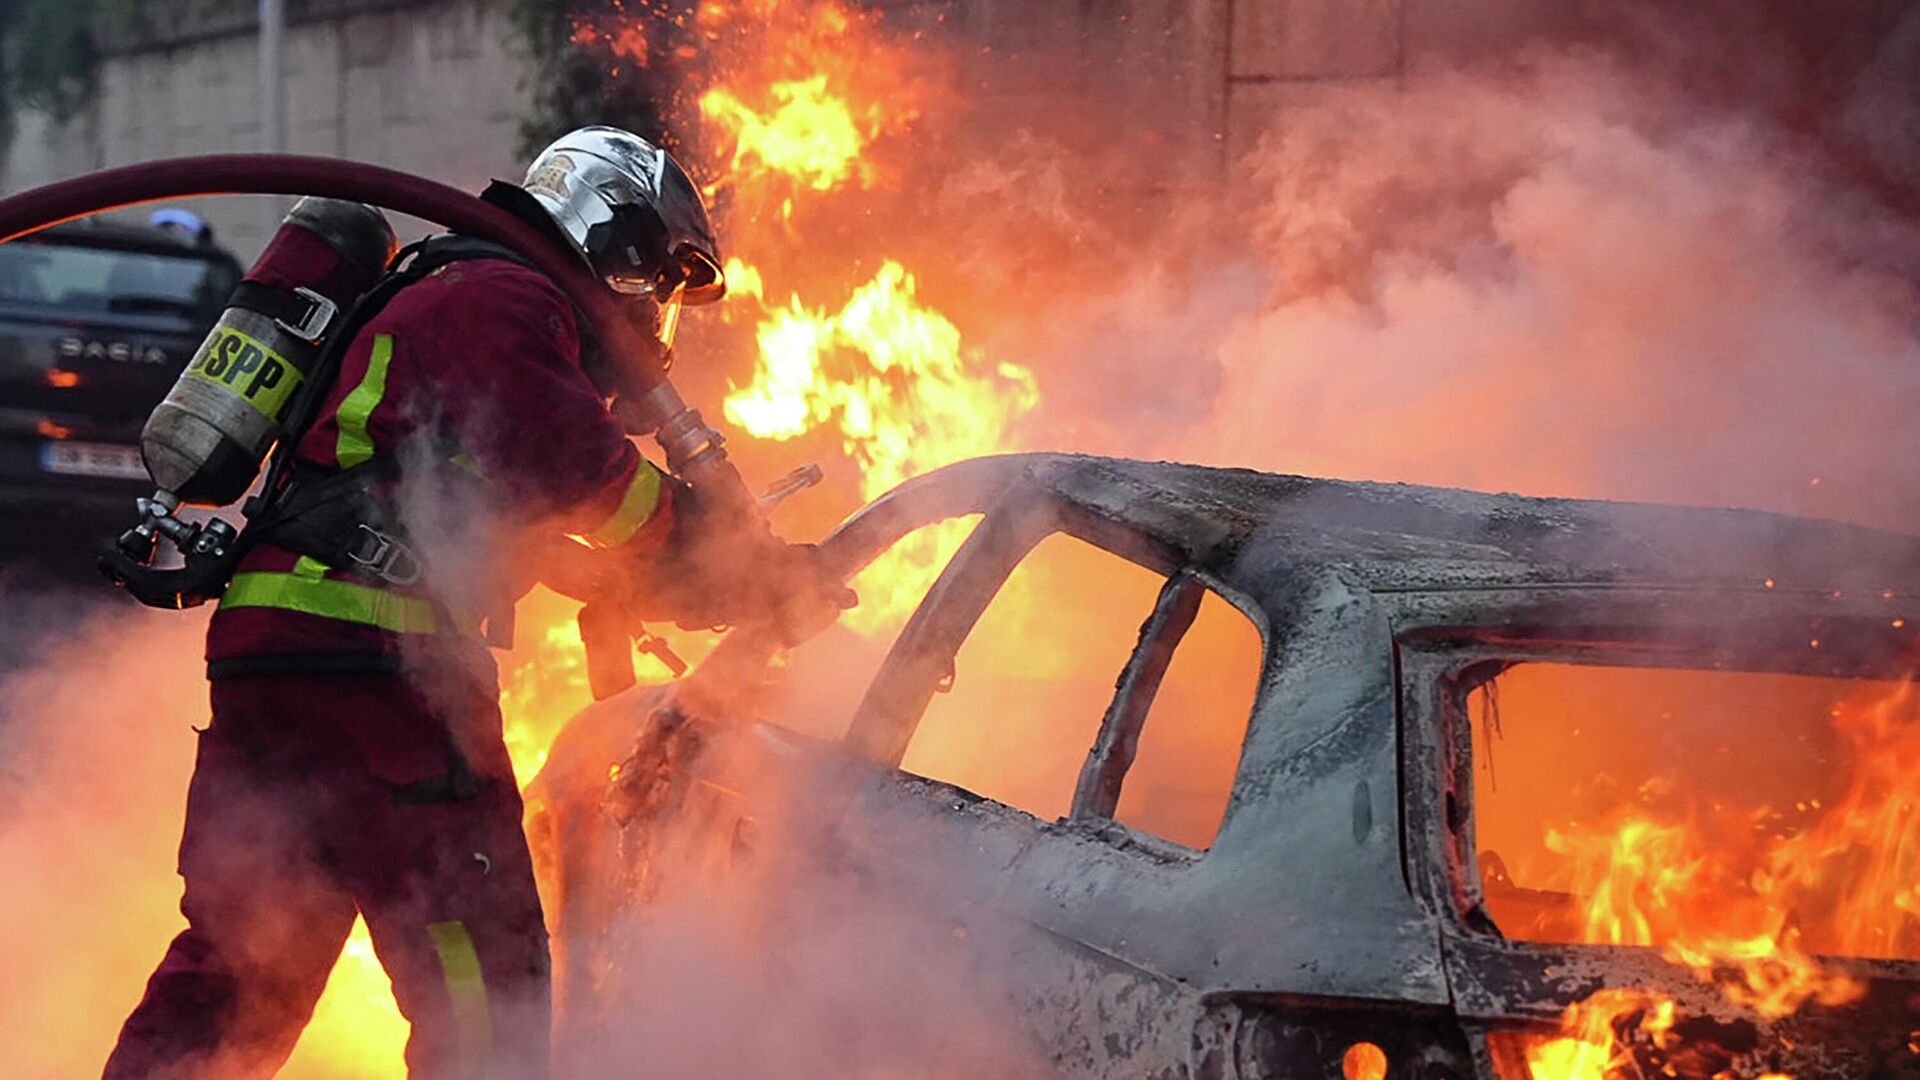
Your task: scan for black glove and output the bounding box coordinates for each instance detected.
[630,477,855,639]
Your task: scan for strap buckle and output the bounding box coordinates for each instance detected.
[345,523,423,586]
[275,286,339,345]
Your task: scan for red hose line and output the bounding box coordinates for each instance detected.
[0,153,661,392]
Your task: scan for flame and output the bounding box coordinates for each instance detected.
[1537,815,1862,1019]
[1545,817,1704,948]
[1757,681,1920,958]
[278,920,409,1077]
[693,0,1009,636]
[692,0,922,196]
[722,259,1037,627]
[701,76,874,191]
[1522,990,1675,1080]
[1525,682,1919,1018]
[1483,667,1920,1076]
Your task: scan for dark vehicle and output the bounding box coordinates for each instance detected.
[0,217,240,557]
[532,454,1920,1080]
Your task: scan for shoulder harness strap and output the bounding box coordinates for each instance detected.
[239,235,542,583]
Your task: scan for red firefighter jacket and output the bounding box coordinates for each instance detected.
[205,232,672,665]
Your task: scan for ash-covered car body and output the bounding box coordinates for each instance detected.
[529,453,1920,1080]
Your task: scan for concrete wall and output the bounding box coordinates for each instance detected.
[866,0,1409,186]
[1,0,538,259]
[1,0,1430,257]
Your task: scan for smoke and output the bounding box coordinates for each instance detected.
[0,600,418,1078]
[0,604,206,1076]
[528,697,1058,1079]
[571,815,1055,1077]
[1186,54,1920,527]
[883,13,1920,533]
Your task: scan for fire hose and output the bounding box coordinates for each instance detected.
[0,153,753,512]
[0,154,824,696]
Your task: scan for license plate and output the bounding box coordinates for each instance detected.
[40,440,148,481]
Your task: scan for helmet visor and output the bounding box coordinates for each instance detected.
[603,269,666,297]
[615,285,685,352]
[655,291,683,350]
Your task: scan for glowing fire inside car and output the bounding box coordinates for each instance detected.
[1474,664,1920,1078]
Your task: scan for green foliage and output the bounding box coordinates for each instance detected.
[506,0,701,158]
[0,0,109,121]
[0,0,152,150]
[0,0,702,161]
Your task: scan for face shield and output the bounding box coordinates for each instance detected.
[589,202,702,351]
[614,283,685,352]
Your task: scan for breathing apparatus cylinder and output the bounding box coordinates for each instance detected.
[142,196,396,507]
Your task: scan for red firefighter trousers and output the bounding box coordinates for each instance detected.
[103,669,549,1079]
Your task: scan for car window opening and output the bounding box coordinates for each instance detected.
[896,530,1263,847]
[1112,584,1263,848]
[1466,662,1920,966]
[759,516,984,742]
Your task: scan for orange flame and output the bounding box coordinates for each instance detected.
[701,76,874,191]
[278,920,409,1077]
[721,258,1036,628]
[1522,990,1675,1080]
[692,0,923,197]
[1484,667,1920,1076]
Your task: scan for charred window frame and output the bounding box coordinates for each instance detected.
[844,485,1069,766]
[1401,618,1920,944]
[1068,570,1209,821]
[1398,622,1920,1058]
[1433,653,1522,938]
[843,481,1266,845]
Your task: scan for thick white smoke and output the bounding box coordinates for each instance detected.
[939,47,1920,533]
[0,605,207,1076]
[556,753,1057,1079]
[1195,56,1920,527]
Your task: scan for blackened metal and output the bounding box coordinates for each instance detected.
[1072,572,1204,821]
[530,452,1920,1080]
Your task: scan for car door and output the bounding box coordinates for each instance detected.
[815,481,1275,1077]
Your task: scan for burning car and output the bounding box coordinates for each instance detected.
[528,453,1920,1080]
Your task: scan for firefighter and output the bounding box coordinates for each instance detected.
[105,127,806,1079]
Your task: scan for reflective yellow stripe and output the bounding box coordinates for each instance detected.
[221,570,441,633]
[335,333,394,469]
[581,460,664,548]
[426,920,494,1070]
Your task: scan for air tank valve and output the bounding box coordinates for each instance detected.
[103,196,396,608]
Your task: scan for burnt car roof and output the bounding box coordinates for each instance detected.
[903,453,1920,596]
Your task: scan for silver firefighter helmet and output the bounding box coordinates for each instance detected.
[522,126,725,349]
